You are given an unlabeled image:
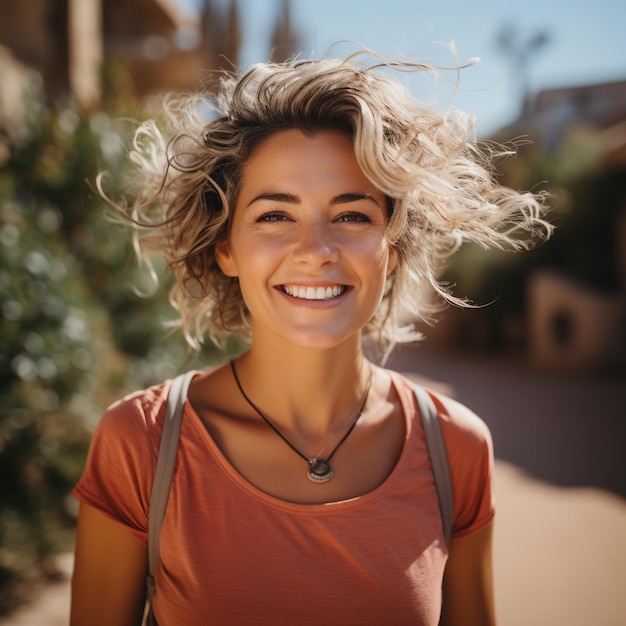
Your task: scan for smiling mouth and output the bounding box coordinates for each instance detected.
[281,285,347,301]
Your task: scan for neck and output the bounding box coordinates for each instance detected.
[233,340,371,438]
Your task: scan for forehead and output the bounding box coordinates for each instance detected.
[239,128,384,199]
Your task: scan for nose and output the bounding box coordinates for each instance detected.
[291,219,338,267]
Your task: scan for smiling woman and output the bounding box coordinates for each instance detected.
[72,50,552,626]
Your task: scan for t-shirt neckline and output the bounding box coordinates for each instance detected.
[182,370,418,514]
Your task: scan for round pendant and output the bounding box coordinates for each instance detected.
[307,459,333,483]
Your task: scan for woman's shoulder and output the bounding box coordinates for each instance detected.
[431,389,491,445]
[73,379,177,543]
[389,369,492,448]
[389,370,495,535]
[96,378,172,441]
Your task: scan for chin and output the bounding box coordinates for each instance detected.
[286,329,362,351]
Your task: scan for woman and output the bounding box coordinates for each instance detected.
[70,52,551,625]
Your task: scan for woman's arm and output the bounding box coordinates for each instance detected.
[440,520,496,626]
[70,503,148,626]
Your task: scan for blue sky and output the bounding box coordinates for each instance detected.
[176,0,626,136]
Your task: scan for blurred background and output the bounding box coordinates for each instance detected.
[0,1,624,624]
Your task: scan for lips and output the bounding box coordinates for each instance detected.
[281,285,347,301]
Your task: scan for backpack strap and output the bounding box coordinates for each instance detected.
[145,370,196,624]
[413,385,454,548]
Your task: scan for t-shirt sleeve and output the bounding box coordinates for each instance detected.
[72,384,168,546]
[432,392,495,539]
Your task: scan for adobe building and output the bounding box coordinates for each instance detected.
[527,269,625,372]
[424,79,626,374]
[0,0,241,110]
[522,81,626,372]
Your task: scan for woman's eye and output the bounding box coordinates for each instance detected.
[257,212,289,222]
[336,212,370,223]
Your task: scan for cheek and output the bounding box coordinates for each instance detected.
[359,244,395,300]
[364,238,396,274]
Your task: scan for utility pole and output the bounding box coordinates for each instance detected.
[496,23,550,118]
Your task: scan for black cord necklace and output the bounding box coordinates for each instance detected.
[230,360,372,484]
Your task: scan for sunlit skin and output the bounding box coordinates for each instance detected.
[216,128,398,353]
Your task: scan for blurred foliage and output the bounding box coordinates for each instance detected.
[442,126,626,353]
[0,86,230,611]
[0,110,104,609]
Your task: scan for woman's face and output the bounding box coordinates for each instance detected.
[216,128,397,350]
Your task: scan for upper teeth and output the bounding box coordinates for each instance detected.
[283,285,346,300]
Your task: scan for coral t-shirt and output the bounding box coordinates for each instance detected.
[73,370,494,625]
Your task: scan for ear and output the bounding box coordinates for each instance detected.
[215,239,239,277]
[386,245,398,278]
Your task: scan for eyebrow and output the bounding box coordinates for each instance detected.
[246,192,382,208]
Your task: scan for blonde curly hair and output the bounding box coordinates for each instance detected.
[108,51,552,351]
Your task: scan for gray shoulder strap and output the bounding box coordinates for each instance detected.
[413,385,454,548]
[146,371,196,612]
